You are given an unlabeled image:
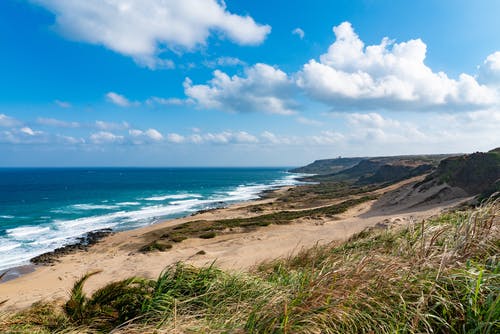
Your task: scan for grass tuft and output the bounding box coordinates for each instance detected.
[139,241,172,253]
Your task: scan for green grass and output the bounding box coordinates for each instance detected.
[139,241,172,253]
[1,200,498,333]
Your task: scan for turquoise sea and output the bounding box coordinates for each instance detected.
[0,168,305,272]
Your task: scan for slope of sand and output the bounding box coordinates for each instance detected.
[0,180,470,311]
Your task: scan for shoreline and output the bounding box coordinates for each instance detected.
[0,184,295,282]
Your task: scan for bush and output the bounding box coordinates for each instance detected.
[199,231,217,239]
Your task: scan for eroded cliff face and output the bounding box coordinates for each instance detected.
[431,149,500,195]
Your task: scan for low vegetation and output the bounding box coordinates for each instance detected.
[144,196,375,248]
[1,199,498,333]
[139,241,172,253]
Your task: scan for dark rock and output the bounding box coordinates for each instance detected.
[30,229,113,265]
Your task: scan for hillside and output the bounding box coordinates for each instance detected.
[371,148,500,213]
[289,157,364,174]
[299,154,453,185]
[431,148,500,195]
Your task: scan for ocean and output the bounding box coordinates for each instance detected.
[0,167,305,272]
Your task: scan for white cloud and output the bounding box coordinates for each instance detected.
[106,92,137,107]
[0,123,86,145]
[20,127,43,136]
[292,27,305,39]
[167,133,185,143]
[128,128,164,143]
[184,63,297,115]
[173,131,260,144]
[90,131,124,144]
[478,51,500,86]
[189,134,203,144]
[95,120,130,131]
[37,117,80,128]
[128,129,143,137]
[145,128,163,141]
[0,114,21,127]
[233,131,259,143]
[182,23,500,116]
[296,22,498,111]
[55,100,71,108]
[33,0,271,69]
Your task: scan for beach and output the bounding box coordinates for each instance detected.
[0,177,469,311]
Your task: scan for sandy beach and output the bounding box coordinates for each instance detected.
[0,178,469,311]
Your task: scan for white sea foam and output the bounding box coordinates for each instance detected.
[0,242,21,252]
[144,193,202,201]
[6,226,51,239]
[71,204,121,210]
[0,215,15,219]
[116,202,141,206]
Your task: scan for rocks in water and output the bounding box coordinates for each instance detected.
[30,229,113,265]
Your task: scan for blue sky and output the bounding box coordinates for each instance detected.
[1,0,499,166]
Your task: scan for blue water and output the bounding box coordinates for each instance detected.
[0,168,305,271]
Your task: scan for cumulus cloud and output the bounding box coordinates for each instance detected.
[182,22,500,115]
[20,127,43,136]
[205,131,258,144]
[37,117,80,128]
[189,134,203,144]
[33,0,271,69]
[128,128,164,143]
[0,114,21,127]
[292,27,305,39]
[90,131,124,144]
[297,22,497,111]
[167,133,185,143]
[145,128,163,141]
[184,63,297,115]
[478,51,500,86]
[106,92,137,107]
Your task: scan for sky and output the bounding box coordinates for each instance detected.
[0,0,499,167]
